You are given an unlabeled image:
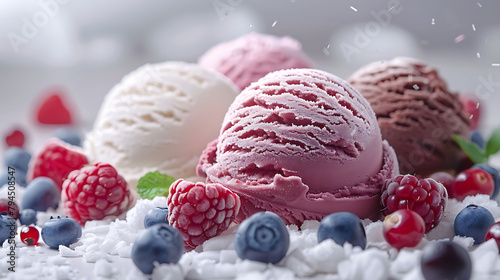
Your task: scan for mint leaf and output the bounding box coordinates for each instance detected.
[485,127,500,156]
[137,171,175,200]
[452,134,488,164]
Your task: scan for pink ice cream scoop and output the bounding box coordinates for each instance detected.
[198,68,399,225]
[199,33,313,91]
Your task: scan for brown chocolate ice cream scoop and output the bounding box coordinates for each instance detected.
[348,57,470,175]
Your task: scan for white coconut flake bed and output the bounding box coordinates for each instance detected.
[2,184,500,279]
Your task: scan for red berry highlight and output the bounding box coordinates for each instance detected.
[27,139,88,191]
[383,209,425,250]
[0,198,19,219]
[460,94,481,130]
[167,179,240,251]
[5,128,25,148]
[450,168,494,201]
[21,226,40,246]
[485,221,500,251]
[62,162,133,225]
[381,174,448,232]
[35,92,73,125]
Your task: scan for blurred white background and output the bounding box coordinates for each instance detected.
[0,0,499,151]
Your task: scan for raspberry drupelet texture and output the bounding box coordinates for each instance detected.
[61,162,133,225]
[381,174,448,232]
[167,179,240,251]
[28,138,88,191]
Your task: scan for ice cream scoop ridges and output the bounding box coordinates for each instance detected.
[85,61,239,191]
[199,68,399,224]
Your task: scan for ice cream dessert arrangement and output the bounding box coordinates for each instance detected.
[1,32,500,280]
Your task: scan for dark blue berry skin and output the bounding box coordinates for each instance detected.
[470,130,485,149]
[144,207,169,228]
[421,241,471,280]
[473,163,500,198]
[19,209,38,226]
[454,204,494,244]
[0,169,27,187]
[54,127,82,147]
[131,224,183,274]
[317,212,366,249]
[21,177,60,211]
[0,212,17,245]
[4,147,31,173]
[234,211,289,264]
[41,216,82,249]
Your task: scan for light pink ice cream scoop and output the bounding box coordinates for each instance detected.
[198,68,399,225]
[199,33,313,91]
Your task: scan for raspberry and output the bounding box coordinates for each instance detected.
[36,92,73,125]
[460,94,481,130]
[167,179,240,251]
[5,128,25,148]
[381,174,448,232]
[28,139,88,191]
[61,162,133,225]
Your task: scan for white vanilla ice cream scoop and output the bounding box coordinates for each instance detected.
[84,61,239,191]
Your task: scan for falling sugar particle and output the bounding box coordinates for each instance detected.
[476,103,480,109]
[323,48,330,56]
[413,84,420,90]
[350,6,358,12]
[326,44,330,49]
[477,52,481,58]
[493,64,500,67]
[469,115,474,120]
[477,2,483,7]
[472,24,476,31]
[431,18,435,25]
[454,34,465,43]
[272,20,277,27]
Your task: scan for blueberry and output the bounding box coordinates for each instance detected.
[234,211,289,264]
[0,212,16,245]
[473,163,500,198]
[0,169,27,187]
[54,127,82,147]
[317,212,366,249]
[0,173,7,187]
[454,204,494,244]
[470,130,485,148]
[144,207,169,228]
[4,147,31,173]
[19,209,38,226]
[41,216,82,249]
[131,224,183,274]
[21,177,60,211]
[421,241,471,280]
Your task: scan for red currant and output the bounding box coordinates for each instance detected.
[0,198,19,219]
[451,168,494,201]
[21,226,40,246]
[383,209,425,250]
[485,221,500,250]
